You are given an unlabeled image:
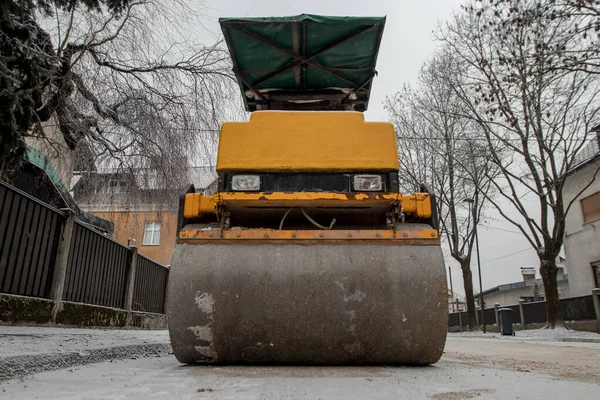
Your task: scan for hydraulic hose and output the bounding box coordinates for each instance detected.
[300,208,336,230]
[279,208,294,230]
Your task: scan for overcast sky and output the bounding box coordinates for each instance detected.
[196,0,547,295]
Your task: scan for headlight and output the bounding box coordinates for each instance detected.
[353,175,382,191]
[231,175,260,191]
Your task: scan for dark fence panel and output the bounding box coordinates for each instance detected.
[505,304,522,324]
[132,254,169,314]
[0,180,64,298]
[561,295,596,321]
[448,312,461,327]
[449,304,524,327]
[477,307,497,325]
[522,300,547,324]
[460,311,469,327]
[448,295,598,328]
[448,310,477,328]
[63,222,130,308]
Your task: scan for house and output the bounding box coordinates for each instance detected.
[3,119,112,233]
[475,266,570,307]
[562,125,600,297]
[448,291,467,312]
[73,167,216,265]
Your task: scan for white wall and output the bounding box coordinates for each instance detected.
[562,159,600,297]
[25,116,75,188]
[483,279,570,307]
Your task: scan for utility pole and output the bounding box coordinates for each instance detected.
[464,197,486,333]
[449,266,455,312]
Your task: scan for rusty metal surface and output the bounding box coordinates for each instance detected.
[166,240,448,365]
[179,228,439,241]
[183,191,431,215]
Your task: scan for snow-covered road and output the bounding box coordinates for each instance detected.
[1,337,599,399]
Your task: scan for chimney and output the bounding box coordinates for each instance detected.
[521,267,536,281]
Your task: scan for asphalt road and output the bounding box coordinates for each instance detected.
[1,337,599,399]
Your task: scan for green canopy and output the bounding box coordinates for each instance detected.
[219,14,386,112]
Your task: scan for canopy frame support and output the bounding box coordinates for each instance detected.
[220,15,385,111]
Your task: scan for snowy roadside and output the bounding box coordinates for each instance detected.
[0,326,170,358]
[448,327,600,343]
[0,326,171,382]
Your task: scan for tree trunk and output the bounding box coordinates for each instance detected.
[460,260,479,331]
[539,258,565,329]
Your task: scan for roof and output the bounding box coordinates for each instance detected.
[16,148,114,233]
[72,167,217,192]
[476,274,568,297]
[129,168,217,191]
[187,168,218,190]
[568,131,600,173]
[219,14,386,112]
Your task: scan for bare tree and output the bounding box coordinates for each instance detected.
[528,0,600,74]
[385,50,498,331]
[1,0,236,185]
[437,0,600,328]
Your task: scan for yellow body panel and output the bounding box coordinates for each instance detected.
[216,111,399,172]
[183,194,215,218]
[183,192,432,219]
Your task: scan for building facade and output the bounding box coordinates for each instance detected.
[74,167,216,265]
[562,128,600,297]
[91,209,178,265]
[476,265,570,307]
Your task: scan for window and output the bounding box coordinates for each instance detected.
[581,191,600,223]
[593,261,600,289]
[143,222,161,246]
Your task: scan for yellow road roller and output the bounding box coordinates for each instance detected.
[167,14,448,365]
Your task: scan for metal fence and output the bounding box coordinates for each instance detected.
[523,300,547,324]
[477,307,497,325]
[448,311,462,327]
[449,295,596,328]
[0,180,169,314]
[503,304,522,324]
[133,254,169,313]
[561,295,596,321]
[63,222,131,308]
[0,180,63,298]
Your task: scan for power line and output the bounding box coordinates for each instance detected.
[480,224,523,234]
[396,136,591,142]
[173,128,594,142]
[481,248,532,264]
[168,127,595,144]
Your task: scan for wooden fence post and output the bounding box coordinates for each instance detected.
[519,299,526,330]
[124,246,138,311]
[49,209,75,302]
[592,288,600,334]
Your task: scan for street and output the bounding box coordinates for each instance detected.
[1,335,599,399]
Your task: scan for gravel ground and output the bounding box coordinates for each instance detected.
[0,326,170,358]
[445,336,600,384]
[1,327,599,398]
[1,349,598,399]
[0,326,171,382]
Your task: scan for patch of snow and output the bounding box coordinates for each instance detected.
[2,354,600,399]
[448,327,600,343]
[0,326,169,358]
